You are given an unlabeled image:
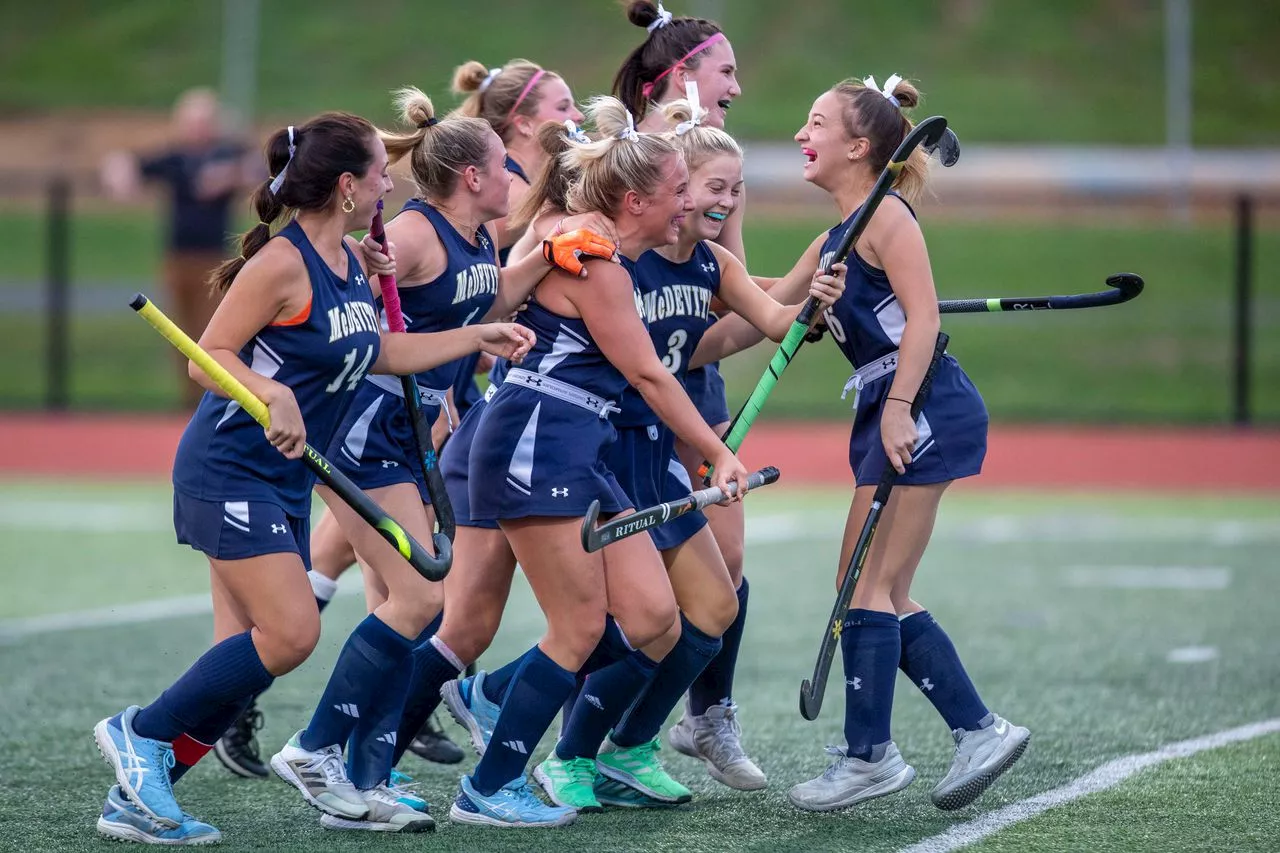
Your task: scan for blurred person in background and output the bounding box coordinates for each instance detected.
[101,87,260,408]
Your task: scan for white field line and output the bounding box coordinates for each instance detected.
[0,580,364,642]
[898,717,1280,853]
[1166,646,1220,663]
[4,497,1280,545]
[1063,566,1232,590]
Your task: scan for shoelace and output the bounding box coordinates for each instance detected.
[229,709,264,750]
[819,745,853,780]
[564,757,599,787]
[306,746,351,785]
[701,708,749,766]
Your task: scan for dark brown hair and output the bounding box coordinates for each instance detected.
[210,111,377,291]
[612,1,723,119]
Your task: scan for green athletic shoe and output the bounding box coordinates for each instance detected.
[596,736,692,804]
[593,777,675,809]
[532,753,603,813]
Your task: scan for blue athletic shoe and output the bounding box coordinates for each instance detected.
[441,672,501,757]
[449,774,577,828]
[94,706,185,828]
[97,784,222,845]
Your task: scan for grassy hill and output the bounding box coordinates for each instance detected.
[1,0,1277,144]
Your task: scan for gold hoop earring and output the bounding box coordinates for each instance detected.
[342,195,355,214]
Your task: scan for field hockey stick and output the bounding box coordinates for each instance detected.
[370,201,457,558]
[697,116,950,482]
[130,293,450,581]
[938,272,1144,314]
[581,466,781,552]
[798,330,949,721]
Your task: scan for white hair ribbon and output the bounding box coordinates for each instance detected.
[268,125,295,195]
[617,110,639,142]
[647,2,673,32]
[563,119,591,144]
[479,67,503,93]
[864,73,903,107]
[674,80,704,135]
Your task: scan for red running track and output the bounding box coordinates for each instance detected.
[1,414,1277,491]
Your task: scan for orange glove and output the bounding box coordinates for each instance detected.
[543,229,618,277]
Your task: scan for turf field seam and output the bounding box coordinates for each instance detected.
[897,718,1280,853]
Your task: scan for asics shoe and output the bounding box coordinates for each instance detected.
[93,705,184,828]
[97,784,221,846]
[441,672,501,757]
[449,774,577,828]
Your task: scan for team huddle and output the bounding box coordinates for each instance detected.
[91,1,1030,843]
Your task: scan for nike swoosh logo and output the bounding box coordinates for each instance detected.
[993,720,1008,736]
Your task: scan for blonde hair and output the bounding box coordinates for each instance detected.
[452,59,561,143]
[831,76,928,203]
[510,121,584,231]
[379,86,495,201]
[658,99,742,172]
[564,96,681,217]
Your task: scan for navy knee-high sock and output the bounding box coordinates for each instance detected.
[348,653,414,788]
[688,577,749,715]
[132,632,274,742]
[899,610,990,732]
[470,646,575,796]
[613,616,722,748]
[840,608,901,761]
[557,650,660,760]
[391,613,460,765]
[486,615,630,705]
[299,614,414,752]
[170,695,255,784]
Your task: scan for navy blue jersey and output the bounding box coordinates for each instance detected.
[499,294,635,403]
[614,243,720,427]
[818,193,918,369]
[382,199,499,393]
[173,220,380,516]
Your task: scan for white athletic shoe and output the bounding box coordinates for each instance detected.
[931,714,1031,810]
[668,702,767,791]
[318,784,436,832]
[270,731,369,819]
[788,743,916,812]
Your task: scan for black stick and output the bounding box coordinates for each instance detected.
[581,467,780,552]
[798,332,949,721]
[938,272,1143,314]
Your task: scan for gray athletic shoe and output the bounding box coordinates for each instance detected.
[318,784,436,832]
[931,714,1031,810]
[270,731,369,819]
[668,703,766,791]
[788,743,916,812]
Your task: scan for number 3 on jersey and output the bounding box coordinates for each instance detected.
[661,329,688,374]
[325,345,375,393]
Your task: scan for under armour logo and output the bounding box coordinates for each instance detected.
[585,694,604,711]
[847,677,862,690]
[551,487,569,497]
[271,523,287,534]
[355,273,367,288]
[920,678,935,692]
[334,703,360,718]
[530,377,543,386]
[502,740,527,754]
[381,460,399,468]
[376,732,397,745]
[882,356,898,371]
[701,262,716,273]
